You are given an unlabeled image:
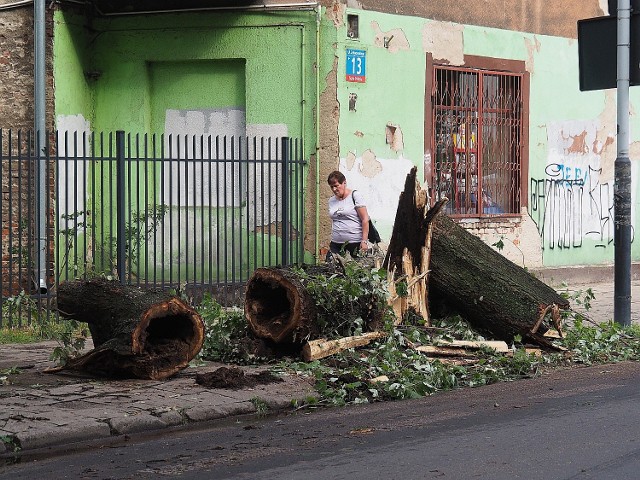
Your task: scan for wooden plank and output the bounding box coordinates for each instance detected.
[415,345,475,357]
[438,340,510,352]
[302,332,387,361]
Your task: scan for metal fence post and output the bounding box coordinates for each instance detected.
[116,131,126,284]
[281,137,289,266]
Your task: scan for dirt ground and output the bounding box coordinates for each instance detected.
[0,341,95,389]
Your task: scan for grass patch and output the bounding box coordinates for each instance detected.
[0,327,47,344]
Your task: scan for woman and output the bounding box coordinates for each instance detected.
[327,170,370,258]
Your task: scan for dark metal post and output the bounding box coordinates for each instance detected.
[116,131,126,284]
[281,137,290,266]
[615,0,632,326]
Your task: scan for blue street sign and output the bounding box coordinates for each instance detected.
[346,48,366,83]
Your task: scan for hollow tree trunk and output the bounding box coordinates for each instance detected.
[244,264,384,343]
[244,266,322,343]
[49,279,205,380]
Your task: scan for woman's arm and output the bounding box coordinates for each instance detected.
[356,205,369,250]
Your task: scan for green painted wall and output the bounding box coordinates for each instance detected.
[53,11,93,123]
[54,10,320,139]
[52,8,326,283]
[53,6,640,270]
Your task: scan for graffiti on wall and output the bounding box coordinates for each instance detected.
[530,163,613,249]
[529,121,626,250]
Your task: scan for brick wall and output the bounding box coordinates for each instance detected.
[458,216,528,267]
[1,4,55,298]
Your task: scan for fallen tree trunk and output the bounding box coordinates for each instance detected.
[386,167,569,349]
[47,279,205,380]
[244,266,323,343]
[428,213,569,348]
[244,264,386,344]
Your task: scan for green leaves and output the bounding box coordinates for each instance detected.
[49,319,89,366]
[193,270,640,409]
[197,293,263,365]
[562,317,640,365]
[293,262,391,340]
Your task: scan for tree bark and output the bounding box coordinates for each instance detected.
[428,213,570,347]
[49,279,205,380]
[244,266,322,343]
[244,264,385,344]
[385,166,569,349]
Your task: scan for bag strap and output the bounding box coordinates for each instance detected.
[351,190,358,206]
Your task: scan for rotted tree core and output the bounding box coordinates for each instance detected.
[50,279,205,380]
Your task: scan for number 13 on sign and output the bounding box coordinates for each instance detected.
[346,49,366,83]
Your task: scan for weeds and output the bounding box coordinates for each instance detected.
[0,434,20,453]
[1,290,89,365]
[251,396,270,417]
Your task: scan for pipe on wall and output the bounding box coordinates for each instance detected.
[34,0,47,293]
[314,5,321,262]
[90,1,318,17]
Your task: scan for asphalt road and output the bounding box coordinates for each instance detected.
[2,361,639,480]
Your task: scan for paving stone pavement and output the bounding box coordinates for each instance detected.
[0,341,316,455]
[532,265,640,324]
[0,265,636,456]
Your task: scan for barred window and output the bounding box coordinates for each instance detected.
[432,65,524,216]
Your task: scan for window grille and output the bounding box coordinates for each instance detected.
[432,66,523,216]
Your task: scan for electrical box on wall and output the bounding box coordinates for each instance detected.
[347,14,359,39]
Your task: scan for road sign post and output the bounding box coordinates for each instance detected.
[614,0,632,326]
[578,1,633,326]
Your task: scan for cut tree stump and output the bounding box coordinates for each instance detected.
[386,167,569,349]
[47,279,205,380]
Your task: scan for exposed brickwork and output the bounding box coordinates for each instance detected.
[458,216,523,240]
[0,5,55,297]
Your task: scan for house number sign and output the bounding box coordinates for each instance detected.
[346,49,366,83]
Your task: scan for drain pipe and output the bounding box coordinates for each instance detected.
[34,0,47,293]
[314,5,321,263]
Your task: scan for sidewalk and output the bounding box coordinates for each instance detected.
[0,341,315,455]
[532,264,640,324]
[0,267,637,457]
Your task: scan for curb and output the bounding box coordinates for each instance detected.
[0,393,307,458]
[530,263,640,287]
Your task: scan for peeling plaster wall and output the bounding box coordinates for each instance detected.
[329,8,426,249]
[329,6,640,268]
[320,0,604,39]
[46,3,640,268]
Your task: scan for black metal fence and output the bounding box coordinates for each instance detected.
[1,129,306,327]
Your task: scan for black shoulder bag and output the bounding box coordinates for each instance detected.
[352,190,381,244]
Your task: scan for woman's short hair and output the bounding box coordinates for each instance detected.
[327,170,346,184]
